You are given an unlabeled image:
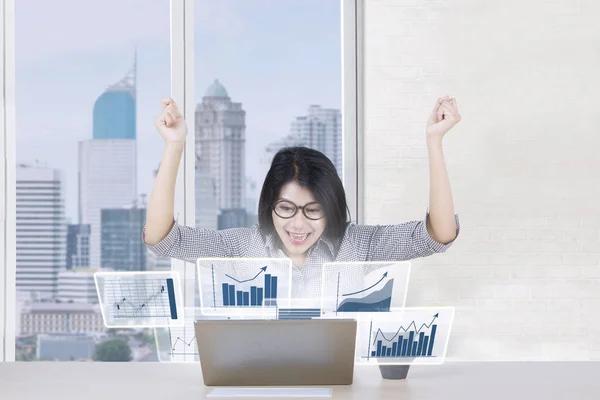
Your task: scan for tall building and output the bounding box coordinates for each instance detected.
[146,248,172,271]
[16,164,67,300]
[66,224,90,270]
[195,153,218,230]
[93,54,136,140]
[101,206,146,271]
[245,177,258,216]
[57,268,100,303]
[79,58,138,268]
[195,80,246,218]
[265,105,343,178]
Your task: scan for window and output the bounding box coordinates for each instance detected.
[1,0,361,362]
[193,0,346,233]
[8,0,170,362]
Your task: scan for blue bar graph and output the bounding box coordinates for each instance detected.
[222,283,229,306]
[372,323,439,358]
[166,278,178,320]
[417,332,425,355]
[422,336,429,355]
[265,274,271,298]
[220,274,279,307]
[427,325,437,356]
[271,276,278,298]
[397,336,403,356]
[257,288,263,306]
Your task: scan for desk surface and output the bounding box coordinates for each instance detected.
[0,361,598,399]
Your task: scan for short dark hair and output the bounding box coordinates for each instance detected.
[258,146,350,241]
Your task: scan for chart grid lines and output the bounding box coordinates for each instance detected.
[107,278,177,319]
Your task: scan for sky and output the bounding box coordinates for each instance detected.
[15,0,342,223]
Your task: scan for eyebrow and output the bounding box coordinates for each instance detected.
[279,198,319,205]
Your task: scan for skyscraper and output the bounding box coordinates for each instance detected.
[92,55,136,140]
[16,164,67,300]
[101,206,146,271]
[195,153,218,230]
[79,57,138,267]
[66,224,90,270]
[195,80,246,228]
[265,105,343,178]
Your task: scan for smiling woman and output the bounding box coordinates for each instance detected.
[144,99,461,300]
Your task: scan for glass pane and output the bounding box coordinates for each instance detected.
[194,0,343,231]
[15,0,170,361]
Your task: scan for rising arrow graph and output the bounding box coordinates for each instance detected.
[225,266,268,283]
[341,272,388,297]
[371,313,439,345]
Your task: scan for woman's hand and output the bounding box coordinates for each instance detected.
[154,98,187,143]
[426,96,461,141]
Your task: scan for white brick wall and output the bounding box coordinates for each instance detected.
[364,0,600,360]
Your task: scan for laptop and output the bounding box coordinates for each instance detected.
[194,319,357,386]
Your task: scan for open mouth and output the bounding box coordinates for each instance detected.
[287,231,310,245]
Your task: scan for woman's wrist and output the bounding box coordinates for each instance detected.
[165,141,185,152]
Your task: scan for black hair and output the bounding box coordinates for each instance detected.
[258,146,351,241]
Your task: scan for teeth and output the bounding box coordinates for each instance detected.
[289,232,308,240]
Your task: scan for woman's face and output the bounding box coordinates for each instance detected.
[272,181,327,258]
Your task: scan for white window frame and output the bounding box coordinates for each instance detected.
[0,0,363,361]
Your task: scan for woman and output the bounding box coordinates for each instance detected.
[143,97,461,298]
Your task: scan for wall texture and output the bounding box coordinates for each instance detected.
[364,0,600,360]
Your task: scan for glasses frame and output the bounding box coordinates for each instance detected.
[272,200,325,221]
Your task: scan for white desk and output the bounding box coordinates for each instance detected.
[0,362,598,399]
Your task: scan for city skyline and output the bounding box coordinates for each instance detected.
[16,0,342,224]
[13,0,342,361]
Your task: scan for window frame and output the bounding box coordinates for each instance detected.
[0,0,363,361]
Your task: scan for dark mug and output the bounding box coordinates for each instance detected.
[377,357,415,380]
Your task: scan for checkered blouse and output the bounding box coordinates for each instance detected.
[143,209,460,299]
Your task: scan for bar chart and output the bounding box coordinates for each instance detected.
[197,258,293,316]
[369,316,437,358]
[94,271,184,327]
[355,308,454,365]
[221,268,278,307]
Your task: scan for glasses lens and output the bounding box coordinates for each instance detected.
[274,201,296,218]
[303,203,324,220]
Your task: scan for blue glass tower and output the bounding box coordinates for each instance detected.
[92,55,136,139]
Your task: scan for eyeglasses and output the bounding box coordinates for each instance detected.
[272,200,325,220]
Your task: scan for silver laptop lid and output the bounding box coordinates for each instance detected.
[195,319,357,386]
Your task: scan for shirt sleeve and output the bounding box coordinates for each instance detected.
[348,209,460,261]
[142,220,231,264]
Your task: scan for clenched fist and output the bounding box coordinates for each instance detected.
[426,95,461,141]
[154,98,187,143]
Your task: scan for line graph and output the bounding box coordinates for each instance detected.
[171,335,196,349]
[95,271,184,328]
[169,307,199,362]
[335,271,392,313]
[197,258,293,316]
[341,272,388,297]
[320,262,410,315]
[107,278,177,319]
[371,313,438,345]
[225,266,267,283]
[367,314,439,360]
[355,308,454,366]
